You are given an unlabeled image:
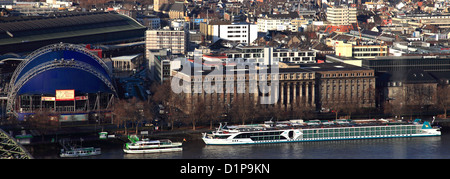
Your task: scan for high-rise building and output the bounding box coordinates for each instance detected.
[145,28,188,55]
[326,6,357,26]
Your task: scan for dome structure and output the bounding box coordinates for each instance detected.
[7,43,117,119]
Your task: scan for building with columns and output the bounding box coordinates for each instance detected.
[301,63,376,110]
[170,61,375,113]
[277,67,317,109]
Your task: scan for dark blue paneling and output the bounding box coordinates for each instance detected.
[17,68,112,95]
[15,50,111,85]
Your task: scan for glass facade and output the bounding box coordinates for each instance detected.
[361,58,450,73]
[236,131,286,141]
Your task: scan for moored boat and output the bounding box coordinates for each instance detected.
[59,139,101,158]
[60,147,101,158]
[123,135,183,154]
[202,119,441,145]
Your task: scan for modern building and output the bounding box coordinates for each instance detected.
[7,43,117,121]
[146,48,182,84]
[137,14,161,30]
[334,41,388,60]
[256,12,301,32]
[153,55,172,84]
[223,46,316,65]
[326,55,450,73]
[326,6,357,26]
[147,49,168,81]
[392,13,450,31]
[145,27,188,55]
[200,21,257,45]
[110,54,144,77]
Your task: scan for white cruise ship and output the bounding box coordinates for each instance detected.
[202,119,441,145]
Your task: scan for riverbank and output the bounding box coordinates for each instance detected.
[24,126,210,159]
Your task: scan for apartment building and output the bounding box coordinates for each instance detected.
[147,49,182,84]
[256,12,301,32]
[153,55,171,84]
[200,21,257,45]
[223,46,316,65]
[145,28,188,55]
[326,6,357,26]
[335,41,388,59]
[393,13,450,30]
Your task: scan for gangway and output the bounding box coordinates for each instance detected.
[0,129,33,159]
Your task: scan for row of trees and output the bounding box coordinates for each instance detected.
[112,82,318,131]
[111,82,450,132]
[383,85,450,120]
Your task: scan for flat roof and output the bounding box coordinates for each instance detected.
[0,12,145,46]
[299,62,373,72]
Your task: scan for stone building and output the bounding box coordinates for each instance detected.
[171,61,376,113]
[383,69,438,108]
[303,63,376,110]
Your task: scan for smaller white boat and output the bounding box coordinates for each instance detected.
[60,147,101,158]
[123,135,183,154]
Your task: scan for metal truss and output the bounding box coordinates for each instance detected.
[8,43,113,92]
[7,58,117,114]
[0,129,33,159]
[7,43,117,115]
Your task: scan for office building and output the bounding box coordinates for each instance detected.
[223,46,316,65]
[326,6,357,26]
[200,21,257,45]
[145,28,188,55]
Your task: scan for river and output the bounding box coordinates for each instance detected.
[27,129,450,159]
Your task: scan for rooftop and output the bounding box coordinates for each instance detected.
[0,11,146,53]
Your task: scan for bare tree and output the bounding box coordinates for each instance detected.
[229,97,251,125]
[188,100,207,131]
[342,100,360,119]
[143,101,155,126]
[112,98,144,135]
[128,97,144,134]
[112,99,130,135]
[206,101,226,129]
[436,85,450,118]
[291,96,314,120]
[383,93,406,119]
[26,109,59,142]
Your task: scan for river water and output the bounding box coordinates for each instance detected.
[28,129,450,159]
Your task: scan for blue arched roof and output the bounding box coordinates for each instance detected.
[14,49,111,85]
[17,68,113,95]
